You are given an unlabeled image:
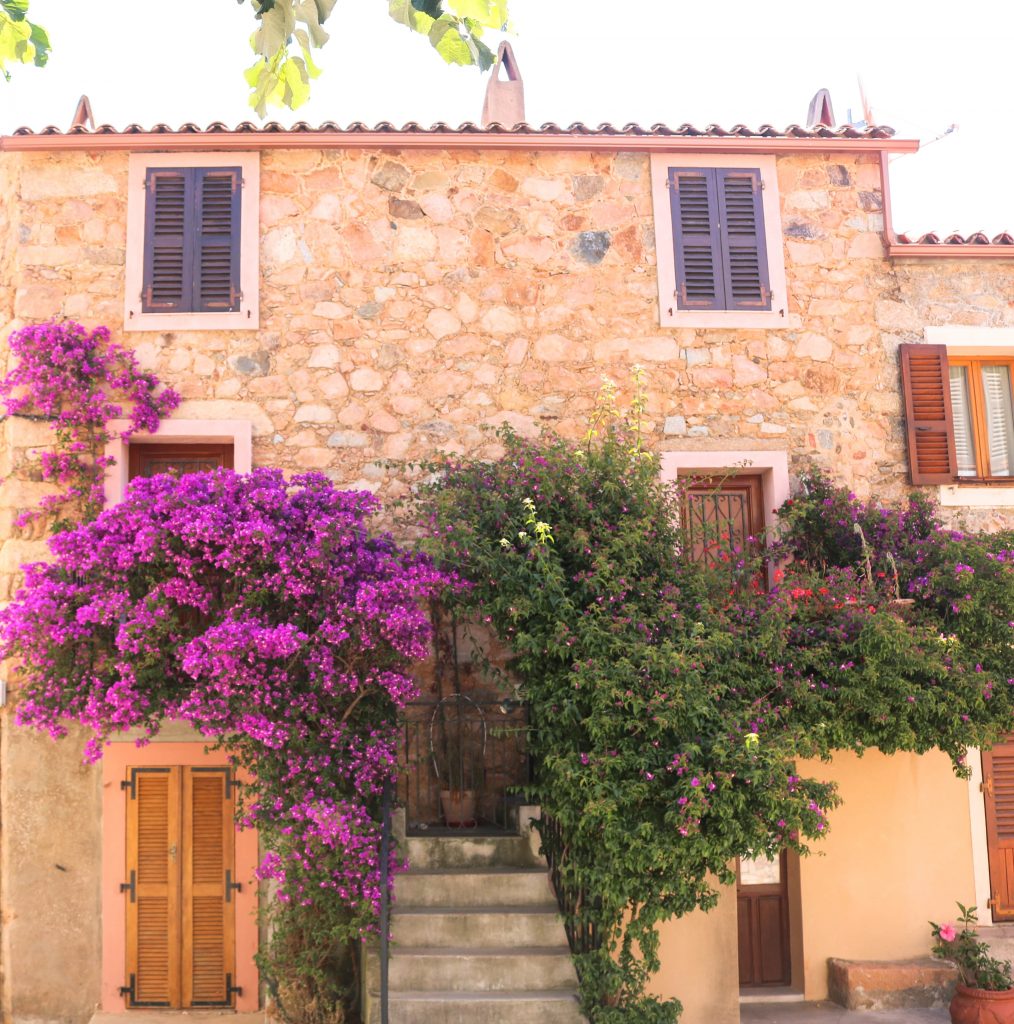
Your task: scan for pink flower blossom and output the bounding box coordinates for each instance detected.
[939,924,957,942]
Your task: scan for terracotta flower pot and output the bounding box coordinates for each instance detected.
[440,789,477,828]
[950,984,1014,1024]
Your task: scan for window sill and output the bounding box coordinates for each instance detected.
[939,484,1014,507]
[660,308,802,330]
[124,308,258,332]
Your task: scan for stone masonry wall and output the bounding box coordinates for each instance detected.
[1,141,1014,1021]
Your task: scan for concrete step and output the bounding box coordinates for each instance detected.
[368,990,586,1024]
[405,834,543,869]
[392,906,568,947]
[374,947,579,992]
[395,866,555,907]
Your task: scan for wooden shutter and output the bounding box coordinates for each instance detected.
[125,768,182,1007]
[195,169,242,313]
[128,443,235,481]
[669,168,725,310]
[141,167,242,314]
[899,343,959,484]
[716,168,771,310]
[182,767,236,1006]
[142,170,192,313]
[983,743,1014,921]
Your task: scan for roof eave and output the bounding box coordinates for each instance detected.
[0,130,920,154]
[888,243,1014,260]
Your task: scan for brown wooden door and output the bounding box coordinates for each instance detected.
[737,851,791,987]
[982,743,1014,921]
[124,766,237,1007]
[684,473,765,566]
[128,442,234,480]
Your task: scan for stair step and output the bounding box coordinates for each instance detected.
[406,834,542,869]
[393,906,568,947]
[396,866,554,907]
[375,947,579,992]
[369,989,586,1024]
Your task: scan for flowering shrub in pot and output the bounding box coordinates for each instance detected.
[931,904,1014,1023]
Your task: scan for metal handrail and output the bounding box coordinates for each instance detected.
[378,778,392,1024]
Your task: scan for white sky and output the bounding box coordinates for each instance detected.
[2,0,1013,235]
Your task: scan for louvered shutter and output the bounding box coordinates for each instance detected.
[982,743,1014,920]
[125,768,181,1007]
[716,168,771,311]
[669,168,725,310]
[949,367,978,476]
[899,343,959,485]
[182,768,236,1007]
[195,169,242,313]
[142,170,192,313]
[981,365,1014,477]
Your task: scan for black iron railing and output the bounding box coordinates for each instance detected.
[540,811,602,955]
[378,778,392,1024]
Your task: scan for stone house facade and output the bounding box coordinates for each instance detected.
[1,105,1014,1024]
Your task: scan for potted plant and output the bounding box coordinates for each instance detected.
[429,694,486,828]
[439,733,480,827]
[931,903,1014,1023]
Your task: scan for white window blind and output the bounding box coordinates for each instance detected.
[949,366,977,477]
[981,364,1014,477]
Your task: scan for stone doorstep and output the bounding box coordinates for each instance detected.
[89,1014,266,1024]
[827,957,959,1011]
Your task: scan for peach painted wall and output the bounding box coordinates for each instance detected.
[795,749,975,999]
[100,742,259,1012]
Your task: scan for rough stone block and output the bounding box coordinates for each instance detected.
[827,957,958,1010]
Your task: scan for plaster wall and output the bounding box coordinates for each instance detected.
[795,750,975,1000]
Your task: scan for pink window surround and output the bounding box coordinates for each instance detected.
[100,419,257,1010]
[123,151,259,332]
[103,418,253,506]
[100,743,259,1012]
[660,448,790,531]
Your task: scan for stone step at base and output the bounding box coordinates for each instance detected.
[366,989,585,1024]
[371,946,579,992]
[405,834,542,870]
[395,866,554,907]
[392,905,568,947]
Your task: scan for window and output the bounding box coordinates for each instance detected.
[128,442,234,481]
[125,153,259,332]
[900,344,1014,484]
[650,154,789,329]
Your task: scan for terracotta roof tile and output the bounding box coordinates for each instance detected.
[894,231,1014,246]
[10,119,898,140]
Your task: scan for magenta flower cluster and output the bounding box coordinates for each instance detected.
[0,468,454,925]
[0,320,180,524]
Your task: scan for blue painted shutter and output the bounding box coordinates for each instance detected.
[716,168,771,311]
[669,168,725,310]
[142,169,192,313]
[141,167,241,314]
[195,168,242,313]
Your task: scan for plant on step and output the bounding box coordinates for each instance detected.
[0,468,455,1021]
[931,903,1013,991]
[0,320,180,530]
[414,378,1014,1023]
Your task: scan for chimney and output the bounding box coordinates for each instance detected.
[481,42,524,128]
[806,88,835,128]
[70,94,95,131]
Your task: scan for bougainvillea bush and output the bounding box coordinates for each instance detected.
[0,320,180,527]
[417,414,1014,1023]
[0,468,453,1019]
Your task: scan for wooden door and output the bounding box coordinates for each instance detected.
[123,766,237,1008]
[683,473,765,565]
[737,851,791,987]
[128,442,234,480]
[982,743,1014,921]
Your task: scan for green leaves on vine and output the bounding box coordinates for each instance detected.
[0,0,49,82]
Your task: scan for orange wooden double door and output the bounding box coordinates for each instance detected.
[122,766,239,1008]
[983,743,1014,921]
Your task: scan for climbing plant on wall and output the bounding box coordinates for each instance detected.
[416,385,1014,1023]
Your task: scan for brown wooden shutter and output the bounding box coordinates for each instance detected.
[182,767,236,1006]
[899,343,959,484]
[716,168,771,310]
[195,169,242,313]
[128,442,235,481]
[142,170,192,313]
[982,743,1014,921]
[669,168,725,310]
[125,768,181,1007]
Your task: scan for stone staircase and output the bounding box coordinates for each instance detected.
[363,821,585,1023]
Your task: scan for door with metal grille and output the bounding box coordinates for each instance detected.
[121,766,238,1007]
[683,473,765,566]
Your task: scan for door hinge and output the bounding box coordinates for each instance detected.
[225,868,242,902]
[119,974,136,1002]
[120,869,136,903]
[989,892,999,909]
[227,973,243,997]
[982,775,994,798]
